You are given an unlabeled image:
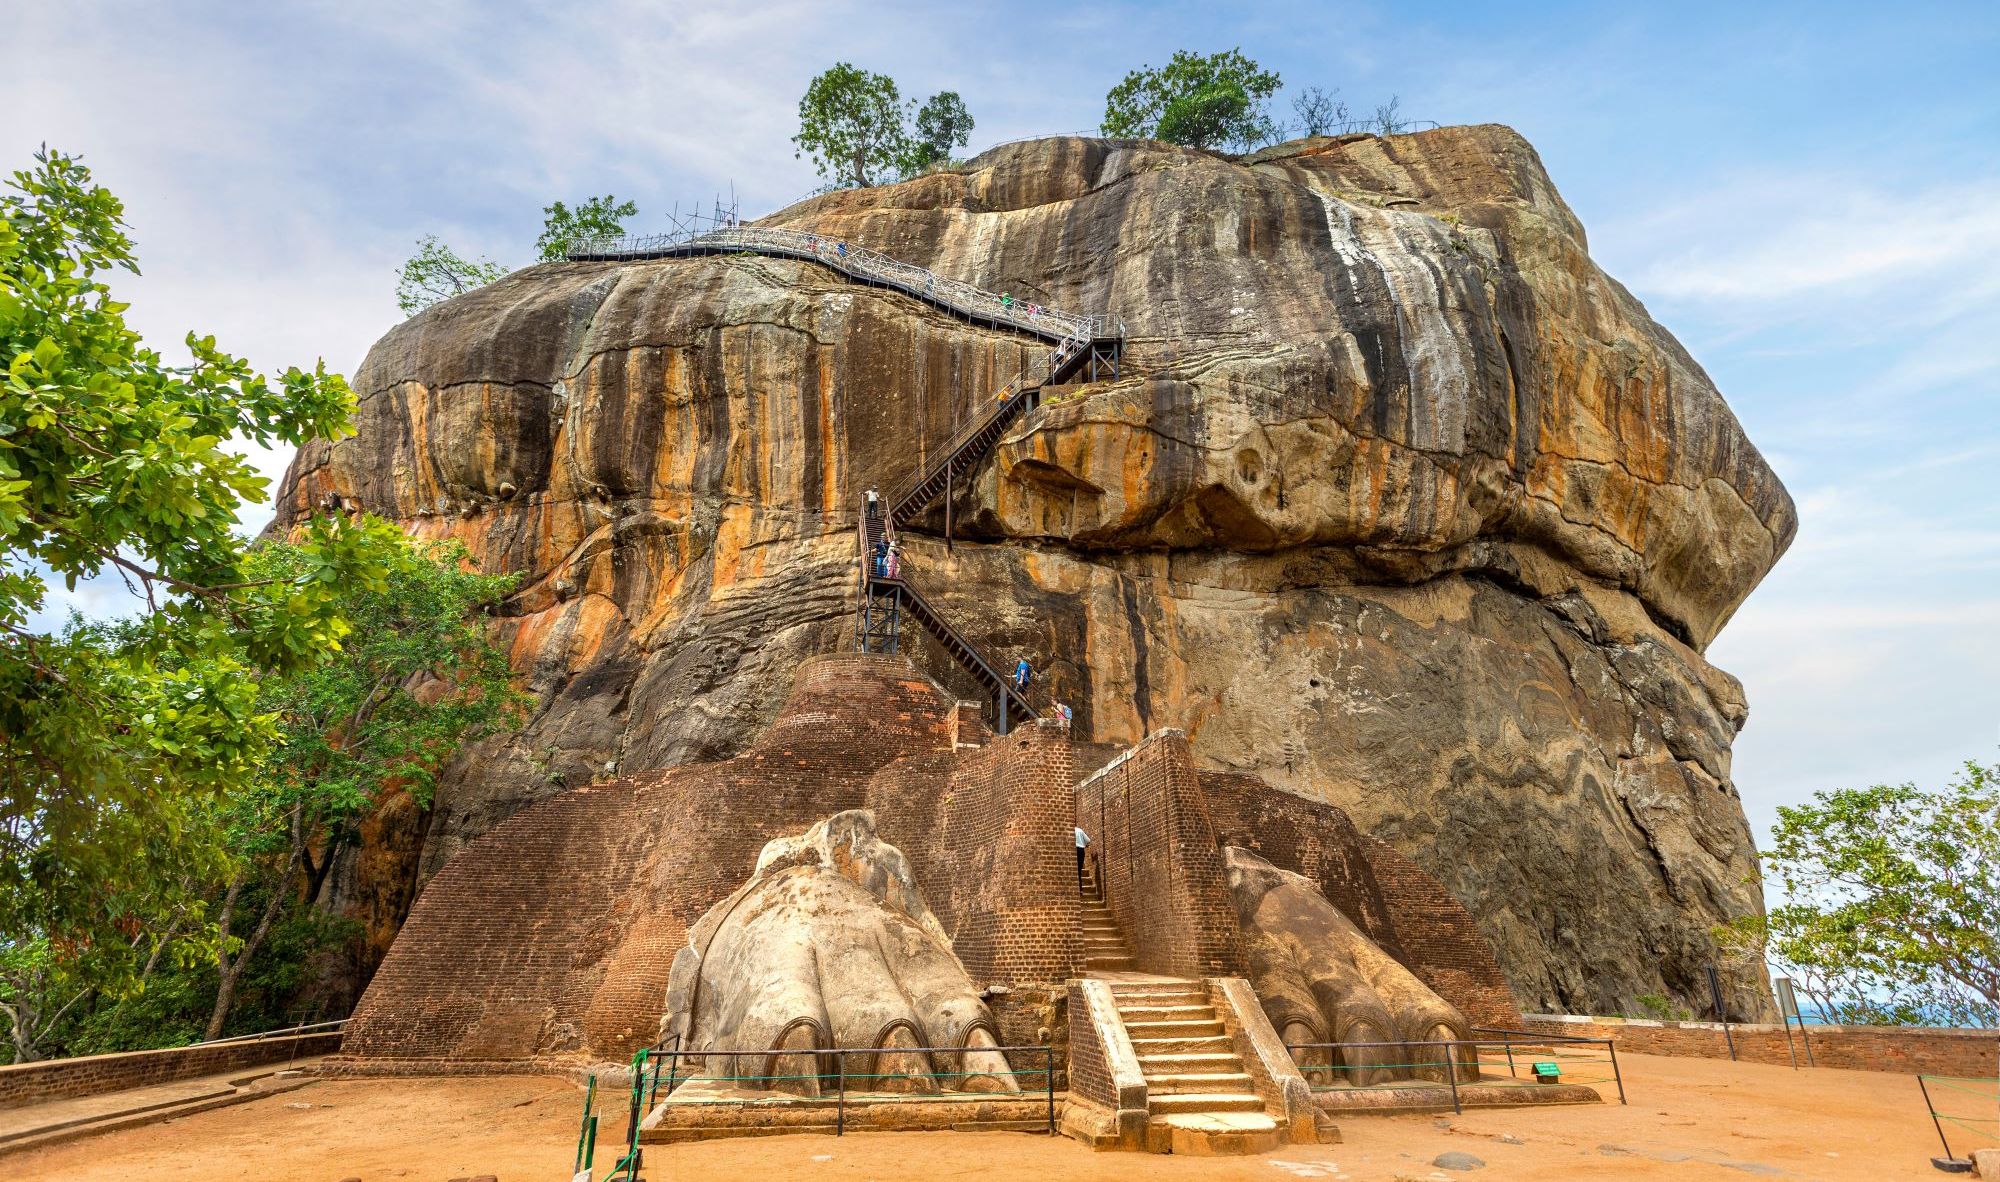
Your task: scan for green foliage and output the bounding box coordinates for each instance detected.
[902,91,974,176]
[0,147,397,994]
[534,196,637,263]
[794,63,910,188]
[1719,761,1999,1027]
[1633,992,1692,1021]
[245,533,522,869]
[193,531,522,1037]
[1102,49,1282,150]
[394,233,507,316]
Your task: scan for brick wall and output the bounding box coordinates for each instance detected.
[0,1032,342,1109]
[1064,982,1115,1108]
[1201,771,1520,1027]
[342,654,962,1063]
[1074,731,1247,979]
[867,719,1083,988]
[1525,1014,1998,1077]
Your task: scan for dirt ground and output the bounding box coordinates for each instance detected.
[8,1051,1975,1181]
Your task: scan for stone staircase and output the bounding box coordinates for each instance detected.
[1107,980,1286,1154]
[1078,865,1136,971]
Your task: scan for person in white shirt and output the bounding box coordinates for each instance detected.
[1074,825,1090,884]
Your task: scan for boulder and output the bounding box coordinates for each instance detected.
[278,127,1791,1018]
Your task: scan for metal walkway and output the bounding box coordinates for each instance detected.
[569,224,1119,733]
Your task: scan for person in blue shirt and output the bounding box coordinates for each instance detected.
[1012,658,1031,693]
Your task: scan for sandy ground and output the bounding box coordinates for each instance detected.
[7,1051,1977,1181]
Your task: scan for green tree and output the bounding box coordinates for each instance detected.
[794,63,909,188]
[1720,761,1998,1027]
[1101,49,1282,150]
[902,91,974,176]
[0,148,396,983]
[200,534,523,1037]
[394,234,507,316]
[534,195,638,263]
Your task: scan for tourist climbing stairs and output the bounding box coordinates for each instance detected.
[883,570,1037,729]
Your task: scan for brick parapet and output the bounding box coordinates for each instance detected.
[0,1032,342,1109]
[1523,1014,1998,1077]
[1075,731,1247,979]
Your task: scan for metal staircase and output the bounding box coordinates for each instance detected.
[857,496,1037,733]
[569,220,1120,736]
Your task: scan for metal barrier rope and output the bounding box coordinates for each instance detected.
[1917,1074,2000,1162]
[1285,1035,1628,1113]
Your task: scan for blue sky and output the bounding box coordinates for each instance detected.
[9,1,1998,849]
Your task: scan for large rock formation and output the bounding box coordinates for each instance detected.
[280,125,1794,1019]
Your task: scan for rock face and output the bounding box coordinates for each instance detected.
[278,126,1793,1019]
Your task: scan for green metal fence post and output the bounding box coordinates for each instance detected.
[1045,1046,1055,1134]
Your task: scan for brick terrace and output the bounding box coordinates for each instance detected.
[338,654,1523,1072]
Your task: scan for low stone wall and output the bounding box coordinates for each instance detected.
[1523,1014,1996,1077]
[0,1032,343,1109]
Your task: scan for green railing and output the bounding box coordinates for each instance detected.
[1918,1074,1998,1164]
[573,1033,681,1182]
[1285,1029,1626,1114]
[571,1040,1053,1175]
[654,1044,1056,1136]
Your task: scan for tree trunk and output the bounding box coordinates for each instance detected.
[203,850,299,1041]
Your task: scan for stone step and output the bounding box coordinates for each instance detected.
[1109,988,1207,1005]
[1154,1111,1286,1156]
[1122,1018,1225,1039]
[1142,1072,1256,1094]
[1086,956,1137,970]
[1147,1091,1268,1115]
[1108,980,1203,995]
[1115,1004,1214,1022]
[1129,1035,1233,1056]
[1138,1051,1241,1072]
[1116,996,1204,1011]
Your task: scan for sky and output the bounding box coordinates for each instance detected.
[8,0,1998,852]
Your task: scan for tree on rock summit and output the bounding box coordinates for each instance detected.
[534,195,637,262]
[902,90,974,176]
[1102,48,1282,151]
[795,63,910,188]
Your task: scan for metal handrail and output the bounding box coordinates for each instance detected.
[654,1043,1057,1137]
[566,224,1108,344]
[1285,1033,1627,1113]
[196,1018,347,1046]
[886,336,1086,516]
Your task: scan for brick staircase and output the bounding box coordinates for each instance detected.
[1078,863,1135,971]
[1107,980,1285,1154]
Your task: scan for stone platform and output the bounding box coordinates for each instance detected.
[638,1082,1058,1142]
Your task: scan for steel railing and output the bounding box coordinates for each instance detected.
[653,1043,1056,1136]
[1285,1029,1626,1114]
[195,1017,347,1046]
[565,224,1110,345]
[573,1040,1053,1175]
[576,1033,682,1182]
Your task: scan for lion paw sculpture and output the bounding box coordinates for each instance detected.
[1223,846,1477,1087]
[661,810,1018,1096]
